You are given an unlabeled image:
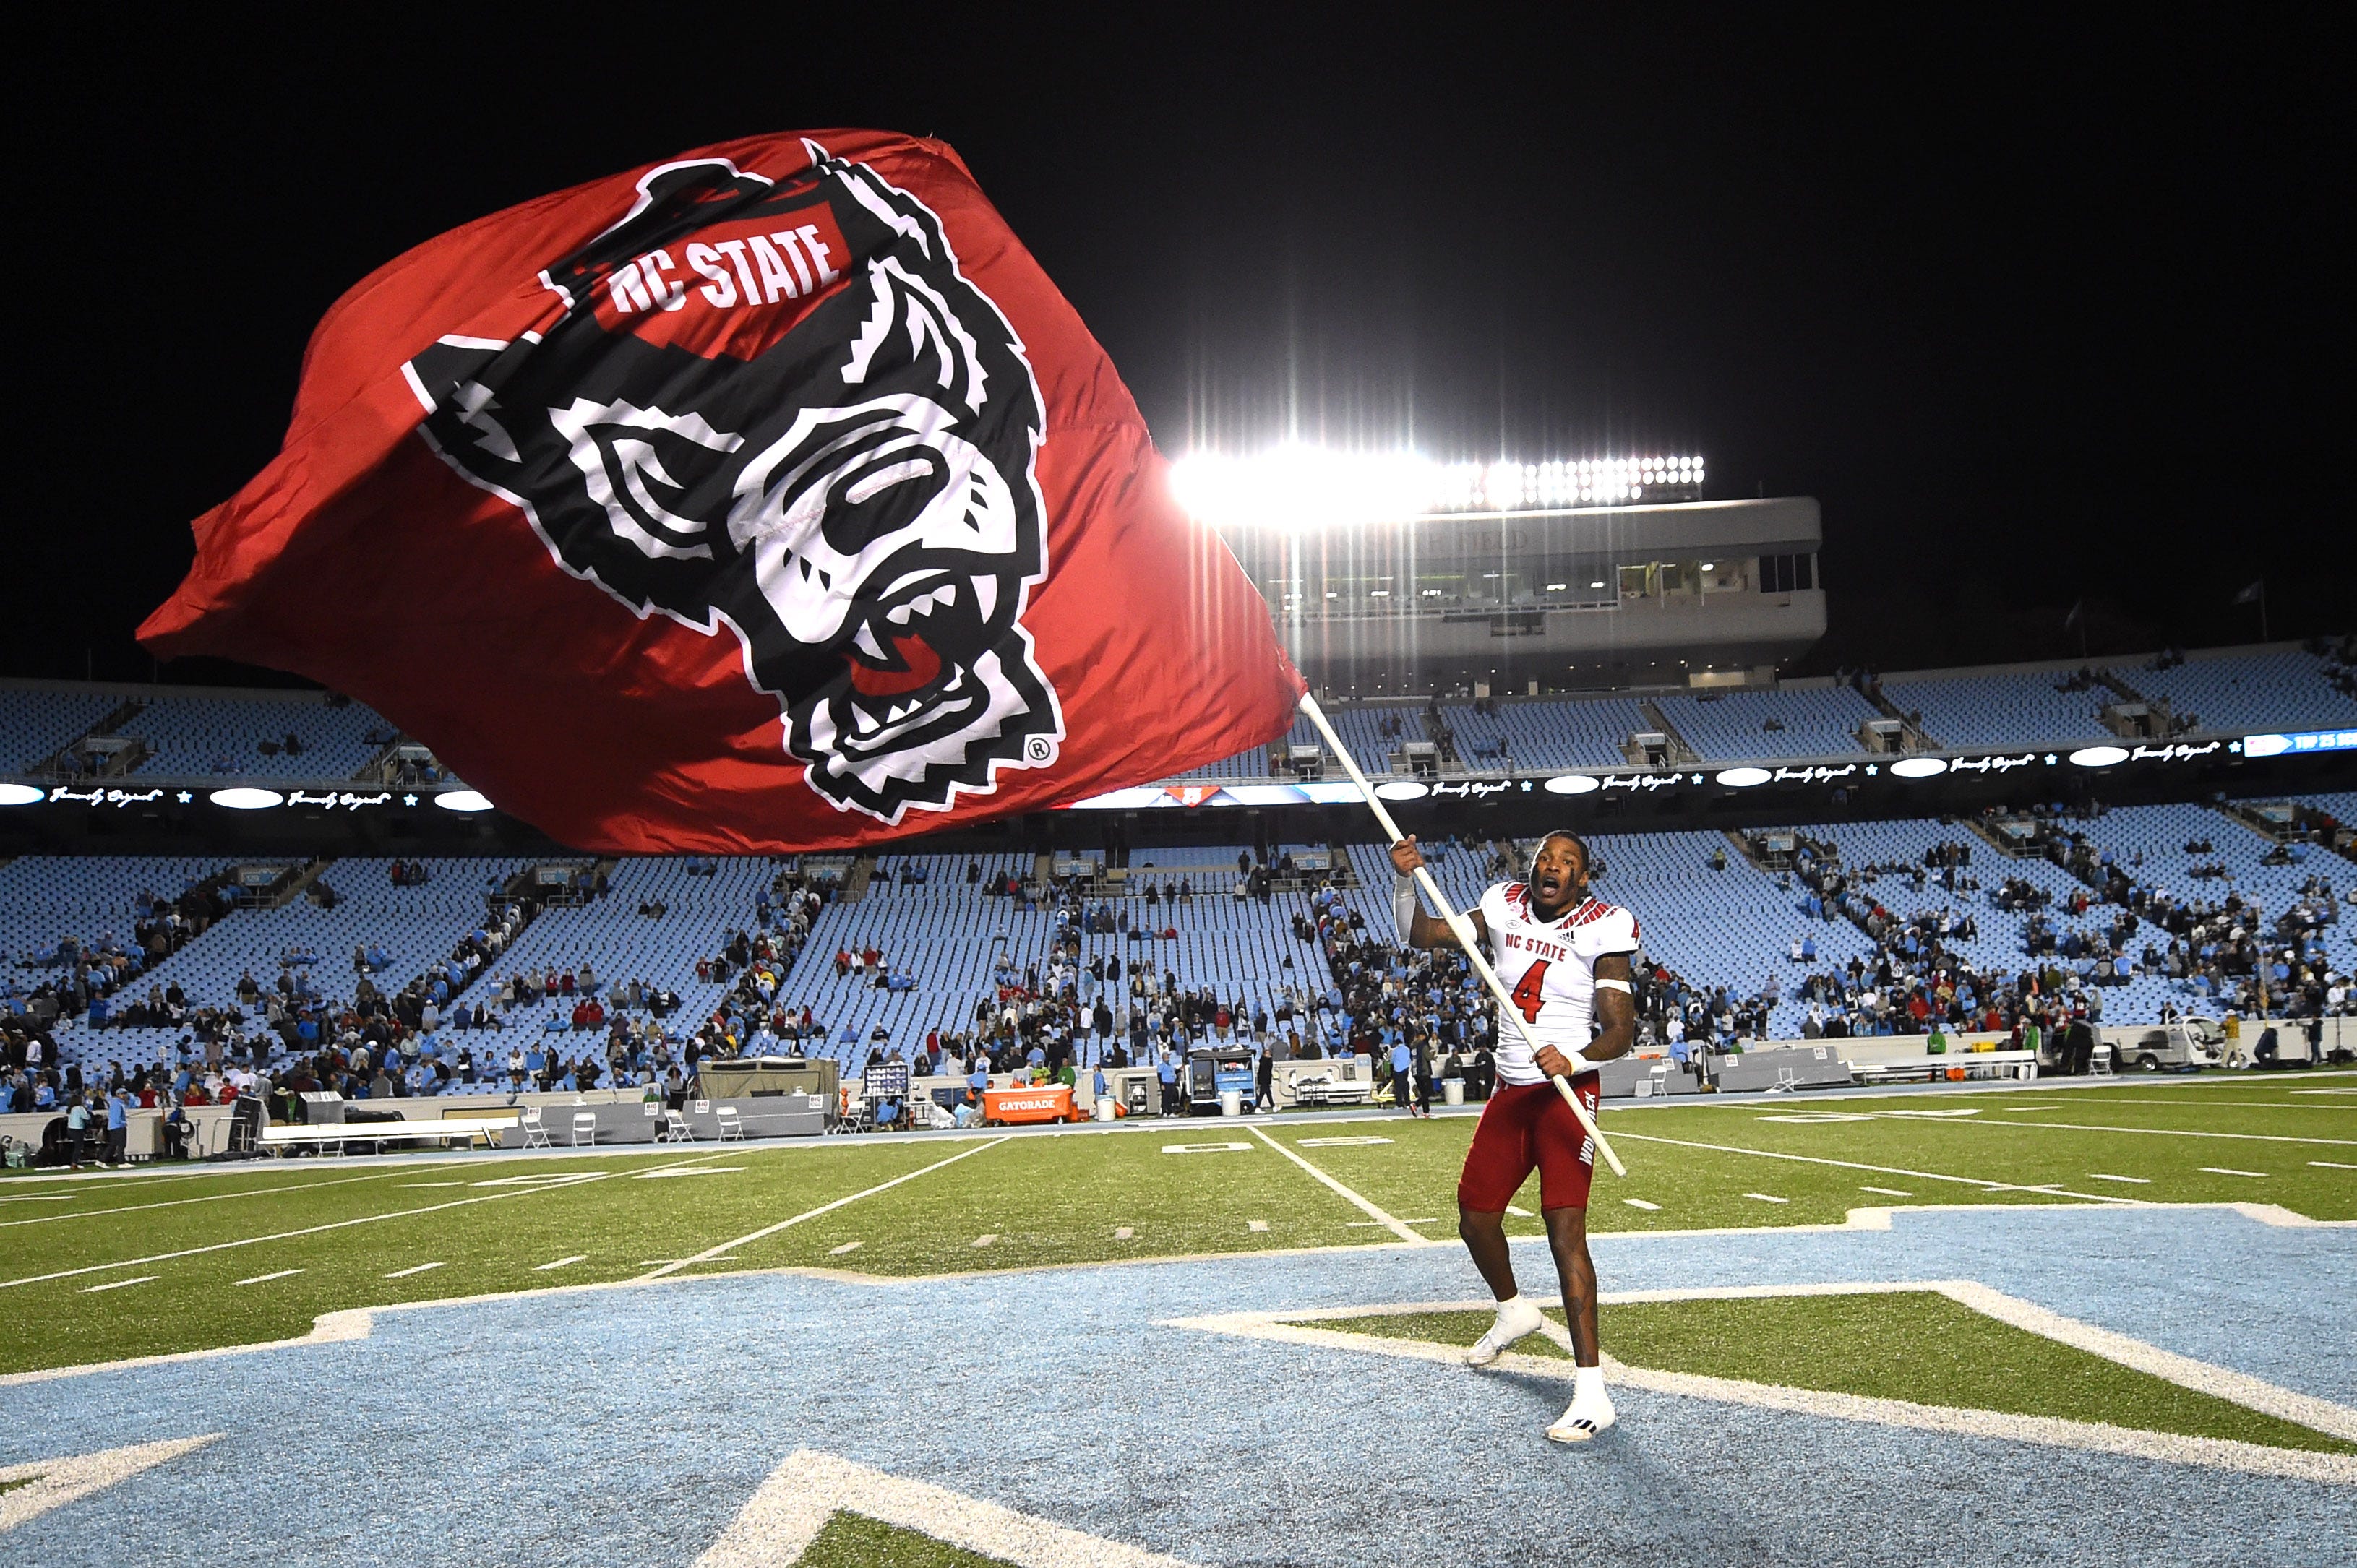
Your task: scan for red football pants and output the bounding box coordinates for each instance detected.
[1456,1075,1601,1212]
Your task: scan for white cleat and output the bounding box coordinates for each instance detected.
[1465,1296,1546,1366]
[1546,1390,1618,1444]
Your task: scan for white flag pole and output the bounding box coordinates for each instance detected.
[1294,692,1626,1178]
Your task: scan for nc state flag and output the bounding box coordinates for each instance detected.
[140,132,1302,851]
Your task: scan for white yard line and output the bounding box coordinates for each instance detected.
[233,1269,304,1287]
[2200,1168,2270,1178]
[1860,1186,1914,1197]
[1742,1192,1790,1205]
[1623,1198,1662,1211]
[383,1262,445,1278]
[533,1255,588,1271]
[2087,1173,2151,1184]
[1610,1130,2139,1205]
[1246,1125,1435,1246]
[2,1150,731,1291]
[1965,1119,2356,1147]
[637,1137,1011,1282]
[79,1275,156,1293]
[0,1168,421,1231]
[828,1241,863,1256]
[2309,1160,2357,1170]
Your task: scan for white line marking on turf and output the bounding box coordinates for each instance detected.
[692,1447,1203,1568]
[1247,1220,1269,1232]
[533,1255,588,1271]
[0,1168,421,1231]
[0,1149,734,1291]
[233,1269,304,1287]
[972,1233,997,1248]
[1171,1292,2357,1483]
[80,1275,157,1293]
[1506,1205,1534,1218]
[1161,1142,1253,1154]
[1860,1186,1913,1197]
[396,1181,466,1188]
[1347,1218,1439,1226]
[1963,1119,2357,1147]
[1610,1129,2141,1205]
[1113,1227,1134,1240]
[633,1166,744,1179]
[1297,1136,1394,1147]
[828,1241,863,1256]
[383,1262,445,1278]
[2087,1173,2151,1184]
[2311,1160,2357,1170]
[0,1436,223,1532]
[2201,1168,2269,1179]
[1624,1198,1662,1210]
[1246,1124,1437,1246]
[1742,1192,1790,1205]
[0,1194,77,1203]
[638,1136,1011,1283]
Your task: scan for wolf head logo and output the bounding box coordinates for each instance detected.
[404,142,1062,823]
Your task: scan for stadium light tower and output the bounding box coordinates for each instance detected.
[1169,447,1704,530]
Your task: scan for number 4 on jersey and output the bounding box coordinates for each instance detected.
[1509,960,1550,1025]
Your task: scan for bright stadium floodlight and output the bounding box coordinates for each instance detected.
[1170,447,1706,529]
[0,782,44,806]
[210,787,284,810]
[434,788,495,811]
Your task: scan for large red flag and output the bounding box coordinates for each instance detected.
[140,131,1300,852]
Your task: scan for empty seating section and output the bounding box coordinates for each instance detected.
[1,689,120,770]
[1657,686,1881,762]
[1166,715,1321,782]
[123,695,388,778]
[2129,650,2357,735]
[1441,698,1654,770]
[1795,819,2080,978]
[51,858,533,1059]
[1323,705,1422,775]
[489,858,776,1029]
[1878,671,2113,751]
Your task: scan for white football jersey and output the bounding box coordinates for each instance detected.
[1477,882,1640,1087]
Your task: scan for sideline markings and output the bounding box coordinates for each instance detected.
[533,1255,588,1271]
[2201,1168,2269,1179]
[1,1168,424,1231]
[80,1275,156,1293]
[1623,1198,1662,1211]
[2088,1173,2152,1184]
[639,1136,1012,1282]
[0,1149,734,1291]
[828,1241,863,1256]
[1860,1186,1913,1197]
[233,1269,304,1287]
[0,1436,222,1533]
[1172,1282,2357,1481]
[1611,1129,2139,1205]
[384,1262,445,1278]
[1743,1192,1790,1205]
[1246,1124,1436,1246]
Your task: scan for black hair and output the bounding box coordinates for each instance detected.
[1534,830,1592,873]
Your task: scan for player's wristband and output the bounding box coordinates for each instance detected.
[1392,875,1420,944]
[1551,1050,1594,1077]
[1594,978,1633,994]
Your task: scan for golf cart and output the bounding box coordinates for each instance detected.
[2118,1017,2226,1072]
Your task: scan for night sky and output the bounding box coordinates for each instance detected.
[15,9,2340,688]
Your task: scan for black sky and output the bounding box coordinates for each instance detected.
[14,7,2342,686]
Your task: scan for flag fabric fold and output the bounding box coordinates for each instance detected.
[140,130,1301,852]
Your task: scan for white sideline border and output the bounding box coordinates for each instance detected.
[1167,1288,2357,1486]
[695,1448,1201,1567]
[0,1434,223,1532]
[5,1198,2344,1390]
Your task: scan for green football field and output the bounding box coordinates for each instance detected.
[4,1074,2352,1381]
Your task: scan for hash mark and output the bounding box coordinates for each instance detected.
[1623,1198,1662,1211]
[81,1275,158,1293]
[971,1233,997,1248]
[1859,1186,1913,1197]
[234,1269,304,1286]
[2199,1168,2268,1179]
[1248,1220,1270,1232]
[1113,1227,1134,1240]
[2087,1173,2151,1184]
[533,1255,588,1271]
[1742,1192,1790,1205]
[828,1241,863,1256]
[384,1262,445,1278]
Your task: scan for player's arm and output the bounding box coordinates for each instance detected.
[1386,837,1485,950]
[1584,952,1639,1063]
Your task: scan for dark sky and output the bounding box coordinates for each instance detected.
[15,8,2340,686]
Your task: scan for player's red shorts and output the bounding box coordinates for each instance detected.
[1456,1074,1602,1212]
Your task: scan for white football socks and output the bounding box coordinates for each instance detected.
[1548,1364,1617,1442]
[1465,1293,1545,1366]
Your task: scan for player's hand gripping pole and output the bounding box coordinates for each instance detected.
[1294,692,1626,1178]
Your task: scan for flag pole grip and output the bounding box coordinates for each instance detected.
[1294,693,1626,1177]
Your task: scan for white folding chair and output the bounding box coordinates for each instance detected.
[570,1111,598,1147]
[520,1107,551,1148]
[716,1105,744,1142]
[659,1110,694,1143]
